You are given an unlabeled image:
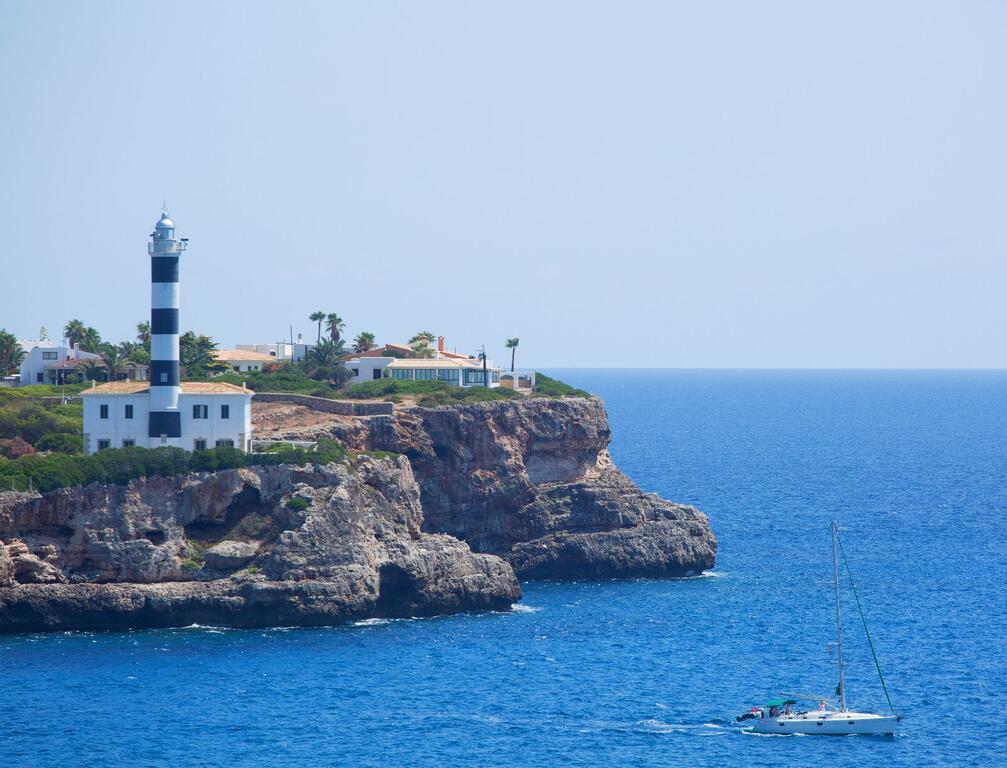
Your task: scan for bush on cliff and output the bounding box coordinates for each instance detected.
[34,433,82,454]
[0,401,83,447]
[532,373,590,398]
[0,438,352,493]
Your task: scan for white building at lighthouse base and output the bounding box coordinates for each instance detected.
[81,381,252,454]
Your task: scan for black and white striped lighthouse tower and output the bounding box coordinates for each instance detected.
[147,210,187,446]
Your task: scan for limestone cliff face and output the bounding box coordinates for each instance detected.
[321,398,717,579]
[0,458,519,632]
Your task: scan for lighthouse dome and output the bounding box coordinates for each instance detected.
[154,212,175,231]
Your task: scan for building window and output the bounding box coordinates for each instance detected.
[215,439,234,448]
[36,373,44,383]
[97,439,111,450]
[492,371,501,383]
[99,404,109,419]
[221,404,230,419]
[194,439,207,451]
[122,439,135,448]
[464,370,486,385]
[415,368,436,380]
[233,365,240,372]
[42,351,58,360]
[437,369,459,382]
[125,404,133,419]
[392,368,414,380]
[351,368,359,376]
[192,404,209,419]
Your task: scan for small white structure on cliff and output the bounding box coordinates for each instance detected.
[81,211,252,454]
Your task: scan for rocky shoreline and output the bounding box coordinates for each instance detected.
[0,397,715,632]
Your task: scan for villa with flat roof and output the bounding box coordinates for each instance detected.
[344,336,503,388]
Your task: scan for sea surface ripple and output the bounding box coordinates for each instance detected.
[2,370,1004,766]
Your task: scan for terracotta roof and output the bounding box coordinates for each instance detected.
[44,357,101,370]
[213,349,277,362]
[351,343,473,361]
[82,381,252,396]
[387,358,498,370]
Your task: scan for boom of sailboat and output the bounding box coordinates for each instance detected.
[737,522,902,736]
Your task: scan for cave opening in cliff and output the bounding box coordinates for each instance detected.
[183,484,278,545]
[375,563,422,616]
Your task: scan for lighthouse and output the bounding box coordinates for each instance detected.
[80,210,252,455]
[147,210,187,446]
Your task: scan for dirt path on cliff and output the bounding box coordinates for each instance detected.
[252,401,360,437]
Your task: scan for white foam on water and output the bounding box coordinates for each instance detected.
[352,617,394,627]
[510,604,541,614]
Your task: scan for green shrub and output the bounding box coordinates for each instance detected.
[532,373,591,398]
[0,402,82,445]
[35,433,82,454]
[359,449,401,460]
[286,495,309,511]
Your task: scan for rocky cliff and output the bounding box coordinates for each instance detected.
[289,398,717,579]
[0,457,519,632]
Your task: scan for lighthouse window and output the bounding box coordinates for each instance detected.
[125,404,133,419]
[160,372,168,383]
[193,404,209,419]
[221,404,230,419]
[99,404,109,419]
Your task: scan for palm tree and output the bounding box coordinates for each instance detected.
[100,345,126,382]
[136,321,151,346]
[353,332,377,353]
[409,330,436,359]
[78,326,102,353]
[506,337,520,371]
[325,313,345,342]
[409,330,436,344]
[0,329,25,376]
[80,360,104,382]
[308,337,346,368]
[64,319,87,347]
[309,311,326,344]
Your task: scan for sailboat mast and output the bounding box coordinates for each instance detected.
[832,521,847,712]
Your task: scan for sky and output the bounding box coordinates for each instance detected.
[1,1,1005,368]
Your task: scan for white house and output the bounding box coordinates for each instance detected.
[344,353,504,388]
[81,381,253,454]
[213,348,277,373]
[18,340,100,385]
[81,210,253,454]
[236,338,314,363]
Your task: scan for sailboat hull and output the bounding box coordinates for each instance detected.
[751,711,898,736]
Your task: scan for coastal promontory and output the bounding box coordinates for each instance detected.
[0,395,716,632]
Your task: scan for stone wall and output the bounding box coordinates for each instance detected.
[252,393,393,416]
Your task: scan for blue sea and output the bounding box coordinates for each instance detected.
[3,371,1005,767]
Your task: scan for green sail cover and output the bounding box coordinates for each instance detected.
[765,698,798,708]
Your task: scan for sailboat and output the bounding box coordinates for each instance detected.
[742,522,901,736]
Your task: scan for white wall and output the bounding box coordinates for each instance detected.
[82,394,150,452]
[178,393,252,451]
[345,357,393,383]
[83,393,253,454]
